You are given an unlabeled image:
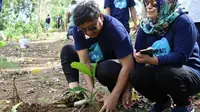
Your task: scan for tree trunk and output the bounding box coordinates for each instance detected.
[36,0,41,38]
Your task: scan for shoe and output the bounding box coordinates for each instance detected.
[149,98,172,112]
[55,91,85,107]
[172,103,195,112]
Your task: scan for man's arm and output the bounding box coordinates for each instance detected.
[111,53,134,99]
[129,7,137,32]
[99,53,134,112]
[77,49,94,92]
[105,7,111,15]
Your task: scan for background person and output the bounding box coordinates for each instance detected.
[45,14,51,33]
[66,0,77,43]
[104,0,138,34]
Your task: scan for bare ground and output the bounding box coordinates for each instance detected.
[0,32,200,112]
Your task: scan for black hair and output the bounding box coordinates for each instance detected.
[71,0,77,5]
[73,0,100,26]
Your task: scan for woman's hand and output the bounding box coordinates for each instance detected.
[133,49,152,64]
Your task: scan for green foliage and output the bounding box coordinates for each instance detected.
[70,62,99,104]
[68,87,88,93]
[1,0,73,39]
[71,62,93,78]
[0,41,6,47]
[0,59,19,68]
[0,40,19,69]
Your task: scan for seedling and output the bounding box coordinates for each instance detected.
[70,61,99,105]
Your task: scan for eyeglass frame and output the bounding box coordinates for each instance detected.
[144,0,157,7]
[78,18,99,33]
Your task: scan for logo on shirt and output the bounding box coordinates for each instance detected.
[88,43,104,62]
[114,0,127,9]
[151,38,171,56]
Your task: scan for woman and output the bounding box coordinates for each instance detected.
[128,0,200,111]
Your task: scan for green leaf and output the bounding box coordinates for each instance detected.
[71,62,92,77]
[68,87,88,93]
[0,41,6,48]
[90,62,98,78]
[11,102,23,112]
[0,59,19,68]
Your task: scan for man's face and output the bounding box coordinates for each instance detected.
[79,13,103,38]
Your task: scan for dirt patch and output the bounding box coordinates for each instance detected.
[16,102,103,112]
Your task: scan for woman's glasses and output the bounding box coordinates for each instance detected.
[145,0,157,7]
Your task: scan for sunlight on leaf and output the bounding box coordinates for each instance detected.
[71,62,92,77]
[132,89,139,101]
[90,62,98,78]
[0,59,19,68]
[57,52,60,58]
[28,59,33,62]
[0,41,6,47]
[11,102,23,112]
[31,69,40,74]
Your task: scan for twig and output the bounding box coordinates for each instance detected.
[12,77,23,104]
[72,108,78,112]
[78,104,85,112]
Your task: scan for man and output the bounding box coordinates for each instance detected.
[45,14,51,33]
[104,0,137,33]
[56,14,62,31]
[66,0,77,43]
[60,0,134,111]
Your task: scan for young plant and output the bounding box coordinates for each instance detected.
[0,41,19,68]
[70,61,98,105]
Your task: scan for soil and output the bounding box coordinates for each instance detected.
[0,32,200,112]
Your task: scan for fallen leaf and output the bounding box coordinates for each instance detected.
[31,69,40,74]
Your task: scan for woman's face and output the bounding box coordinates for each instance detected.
[145,0,158,20]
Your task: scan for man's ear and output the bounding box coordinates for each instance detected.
[99,12,104,21]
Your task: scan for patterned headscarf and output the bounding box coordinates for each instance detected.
[140,0,185,36]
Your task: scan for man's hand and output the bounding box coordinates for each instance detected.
[90,88,105,103]
[122,89,133,109]
[95,91,105,103]
[99,94,119,112]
